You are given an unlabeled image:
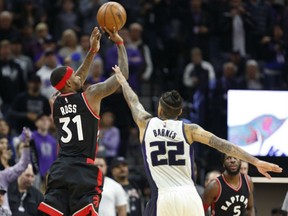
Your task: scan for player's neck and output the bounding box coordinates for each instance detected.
[223,171,240,183]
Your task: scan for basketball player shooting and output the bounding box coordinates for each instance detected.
[112,65,282,216]
[38,27,128,216]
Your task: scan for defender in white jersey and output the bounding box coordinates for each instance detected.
[111,65,283,216]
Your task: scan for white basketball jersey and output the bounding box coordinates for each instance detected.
[142,117,195,191]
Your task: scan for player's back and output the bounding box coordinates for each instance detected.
[53,92,100,159]
[142,117,194,191]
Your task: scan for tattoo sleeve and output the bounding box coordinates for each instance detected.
[121,81,152,127]
[75,51,96,85]
[117,44,129,79]
[191,124,259,166]
[86,44,129,99]
[208,136,259,166]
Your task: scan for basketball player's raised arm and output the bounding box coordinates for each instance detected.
[112,65,152,129]
[86,27,129,100]
[75,27,101,85]
[186,124,282,179]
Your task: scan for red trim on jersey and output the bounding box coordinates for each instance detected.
[211,203,215,216]
[86,158,94,164]
[222,174,242,192]
[203,203,210,212]
[95,170,103,194]
[54,66,73,90]
[81,92,100,119]
[60,92,76,97]
[38,202,63,216]
[244,174,251,192]
[72,204,98,216]
[214,178,222,202]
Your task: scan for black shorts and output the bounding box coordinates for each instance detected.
[38,157,103,216]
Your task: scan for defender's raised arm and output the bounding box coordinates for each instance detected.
[185,123,282,179]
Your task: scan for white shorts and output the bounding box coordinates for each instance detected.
[145,185,204,216]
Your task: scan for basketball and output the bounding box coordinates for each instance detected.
[96,2,127,32]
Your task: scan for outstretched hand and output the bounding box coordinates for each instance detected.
[112,65,126,85]
[90,27,102,53]
[20,127,32,145]
[101,26,123,43]
[256,160,282,179]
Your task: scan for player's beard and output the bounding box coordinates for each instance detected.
[225,164,241,176]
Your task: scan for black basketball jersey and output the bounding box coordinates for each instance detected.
[53,92,99,159]
[212,174,250,216]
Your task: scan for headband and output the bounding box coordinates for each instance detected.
[54,66,73,90]
[159,97,182,110]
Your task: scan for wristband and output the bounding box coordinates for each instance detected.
[116,41,124,45]
[89,48,97,53]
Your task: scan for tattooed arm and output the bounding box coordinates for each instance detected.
[84,29,129,115]
[112,65,152,138]
[184,124,282,179]
[75,27,101,84]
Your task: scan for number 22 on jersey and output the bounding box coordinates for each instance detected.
[150,141,186,166]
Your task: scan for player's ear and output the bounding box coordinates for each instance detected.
[66,79,71,87]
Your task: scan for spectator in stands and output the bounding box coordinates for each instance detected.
[95,156,127,216]
[36,49,61,99]
[227,50,246,78]
[241,161,249,175]
[210,62,241,138]
[85,57,105,88]
[32,114,57,191]
[181,0,211,60]
[8,164,43,216]
[182,47,215,127]
[54,0,80,40]
[0,135,14,170]
[99,111,121,163]
[69,34,91,69]
[0,40,26,116]
[129,22,153,84]
[27,22,51,60]
[219,0,255,57]
[58,29,81,61]
[0,11,19,41]
[8,74,50,133]
[245,0,275,58]
[34,37,62,69]
[0,185,11,216]
[11,38,33,82]
[0,119,16,161]
[240,59,264,90]
[14,0,46,28]
[260,25,287,89]
[78,0,101,35]
[111,157,143,216]
[0,128,31,215]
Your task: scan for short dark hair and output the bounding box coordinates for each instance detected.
[159,90,182,119]
[50,66,68,88]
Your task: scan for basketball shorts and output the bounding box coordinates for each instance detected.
[144,185,204,216]
[38,156,103,216]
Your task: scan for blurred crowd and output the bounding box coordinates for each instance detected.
[0,0,288,215]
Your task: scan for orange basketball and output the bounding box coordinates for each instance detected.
[96,2,127,32]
